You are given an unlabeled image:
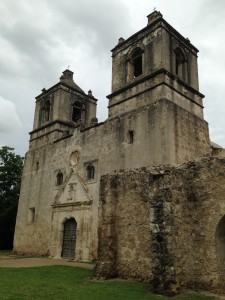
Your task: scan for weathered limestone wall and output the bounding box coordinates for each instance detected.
[14,147,53,255]
[14,95,210,260]
[95,157,225,295]
[13,102,174,258]
[14,127,105,259]
[109,72,203,120]
[95,171,153,282]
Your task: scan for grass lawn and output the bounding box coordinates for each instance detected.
[0,265,217,300]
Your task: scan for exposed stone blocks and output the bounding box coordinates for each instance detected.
[95,158,225,295]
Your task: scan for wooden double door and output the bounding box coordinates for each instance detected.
[61,218,77,259]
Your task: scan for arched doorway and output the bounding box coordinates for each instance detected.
[215,215,225,275]
[61,218,77,259]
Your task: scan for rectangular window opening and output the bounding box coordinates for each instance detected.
[28,207,35,223]
[128,130,134,144]
[36,161,39,172]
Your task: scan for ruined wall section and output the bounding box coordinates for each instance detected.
[95,171,152,282]
[95,158,225,295]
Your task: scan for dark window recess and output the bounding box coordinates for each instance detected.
[72,102,82,122]
[56,172,63,186]
[29,207,35,223]
[175,48,186,78]
[35,161,39,171]
[132,49,143,77]
[175,56,180,75]
[128,130,134,144]
[87,165,95,180]
[41,100,51,123]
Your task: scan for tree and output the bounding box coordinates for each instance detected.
[0,146,24,249]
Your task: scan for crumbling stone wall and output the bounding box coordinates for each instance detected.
[95,157,225,295]
[95,171,152,282]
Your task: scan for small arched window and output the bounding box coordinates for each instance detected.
[41,100,51,124]
[175,48,187,80]
[86,164,95,181]
[56,171,63,186]
[131,48,143,78]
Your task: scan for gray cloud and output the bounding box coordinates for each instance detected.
[0,0,224,155]
[0,96,22,133]
[0,96,23,151]
[50,0,132,48]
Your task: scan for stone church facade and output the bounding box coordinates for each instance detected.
[14,11,225,294]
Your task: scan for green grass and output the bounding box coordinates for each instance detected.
[0,266,216,300]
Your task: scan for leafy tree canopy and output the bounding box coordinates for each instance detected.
[0,146,24,249]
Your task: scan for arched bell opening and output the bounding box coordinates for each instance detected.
[174,47,188,81]
[126,47,144,82]
[40,99,51,124]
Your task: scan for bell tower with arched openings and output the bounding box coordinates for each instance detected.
[107,10,210,164]
[30,69,97,149]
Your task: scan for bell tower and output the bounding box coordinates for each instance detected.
[107,11,210,164]
[30,69,97,149]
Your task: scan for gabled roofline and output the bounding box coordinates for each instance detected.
[111,16,198,54]
[36,82,98,102]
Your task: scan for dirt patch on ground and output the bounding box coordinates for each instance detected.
[0,257,94,269]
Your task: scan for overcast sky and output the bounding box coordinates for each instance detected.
[0,0,224,155]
